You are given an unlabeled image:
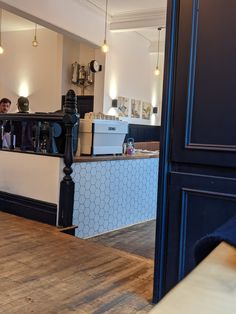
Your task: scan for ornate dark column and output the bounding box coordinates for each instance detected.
[58,90,78,227]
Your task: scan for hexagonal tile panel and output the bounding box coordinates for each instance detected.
[72,158,159,238]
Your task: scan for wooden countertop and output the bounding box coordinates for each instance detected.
[150,242,236,314]
[74,151,159,163]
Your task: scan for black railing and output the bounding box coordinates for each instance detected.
[0,112,68,155]
[0,89,79,228]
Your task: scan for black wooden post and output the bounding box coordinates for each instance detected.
[58,89,78,227]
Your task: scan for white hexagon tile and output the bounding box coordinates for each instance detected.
[72,158,159,238]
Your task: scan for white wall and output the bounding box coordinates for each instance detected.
[103,32,164,125]
[0,28,62,112]
[151,52,165,126]
[94,48,106,113]
[61,36,81,96]
[0,152,63,205]
[0,26,103,113]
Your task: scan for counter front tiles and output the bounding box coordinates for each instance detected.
[72,153,159,238]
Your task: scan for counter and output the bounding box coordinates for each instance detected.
[72,152,159,238]
[74,151,159,162]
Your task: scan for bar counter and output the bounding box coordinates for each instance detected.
[74,151,159,163]
[72,151,159,238]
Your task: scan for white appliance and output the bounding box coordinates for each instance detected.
[79,118,128,155]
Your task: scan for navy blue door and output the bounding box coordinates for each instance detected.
[153,0,236,302]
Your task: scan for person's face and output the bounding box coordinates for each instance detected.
[0,102,11,113]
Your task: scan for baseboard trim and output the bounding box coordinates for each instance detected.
[0,191,57,225]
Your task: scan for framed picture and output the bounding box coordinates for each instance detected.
[142,101,152,120]
[117,96,129,117]
[131,99,141,118]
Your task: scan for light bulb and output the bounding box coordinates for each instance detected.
[102,40,109,53]
[154,67,160,76]
[32,37,39,47]
[0,45,4,54]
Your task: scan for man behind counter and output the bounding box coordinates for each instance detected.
[14,97,34,150]
[0,98,11,113]
[0,98,12,141]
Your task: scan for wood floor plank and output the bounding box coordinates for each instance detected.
[0,212,154,313]
[88,220,156,260]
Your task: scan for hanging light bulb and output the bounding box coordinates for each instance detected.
[0,9,4,54]
[101,0,109,53]
[32,23,39,47]
[154,27,162,76]
[154,66,160,76]
[102,39,109,53]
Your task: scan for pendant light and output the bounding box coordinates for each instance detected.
[101,0,109,53]
[154,27,162,76]
[32,23,39,47]
[0,9,4,54]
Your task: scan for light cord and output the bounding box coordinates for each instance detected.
[104,0,108,41]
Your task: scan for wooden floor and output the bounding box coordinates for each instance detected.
[0,212,154,313]
[88,220,156,260]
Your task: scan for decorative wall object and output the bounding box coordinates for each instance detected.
[142,101,152,120]
[131,99,141,118]
[71,60,101,95]
[117,96,129,117]
[113,96,155,123]
[71,61,94,95]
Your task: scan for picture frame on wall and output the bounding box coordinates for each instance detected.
[142,101,152,120]
[131,99,141,118]
[117,96,129,117]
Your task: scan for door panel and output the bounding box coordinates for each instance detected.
[165,172,236,291]
[172,0,236,166]
[153,0,236,302]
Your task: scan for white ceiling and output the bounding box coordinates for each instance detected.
[0,0,167,46]
[85,0,167,44]
[86,0,167,16]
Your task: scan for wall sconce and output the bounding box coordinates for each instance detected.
[152,107,158,114]
[151,106,159,126]
[107,98,119,117]
[0,9,4,54]
[112,99,118,108]
[32,23,39,47]
[101,0,109,53]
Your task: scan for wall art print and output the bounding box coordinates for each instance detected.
[131,99,141,118]
[117,96,129,117]
[142,101,152,120]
